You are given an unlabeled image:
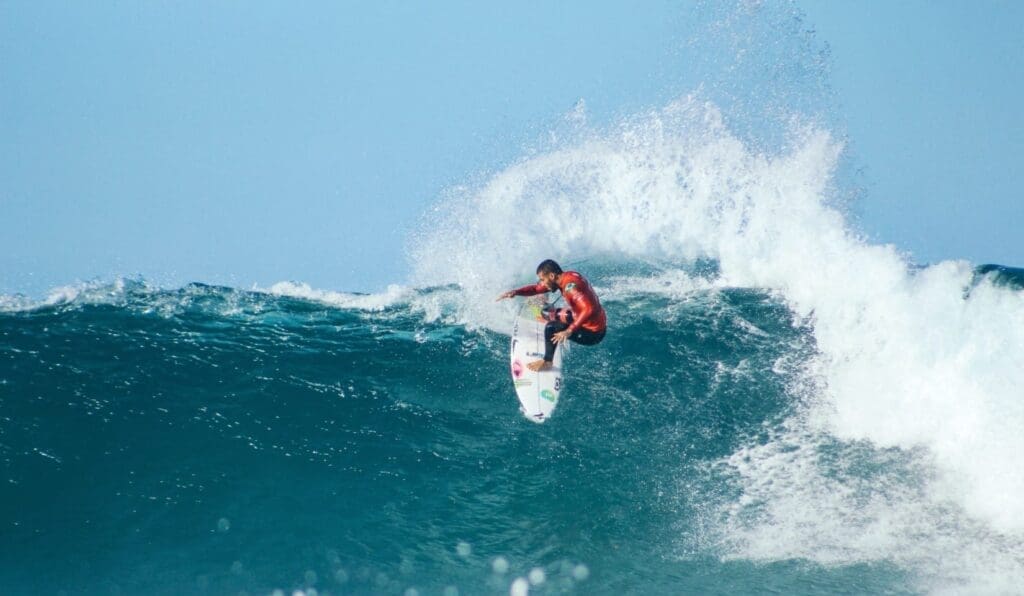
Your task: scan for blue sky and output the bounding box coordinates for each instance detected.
[2,1,1022,296]
[801,1,1024,263]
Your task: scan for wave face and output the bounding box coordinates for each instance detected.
[3,262,1024,595]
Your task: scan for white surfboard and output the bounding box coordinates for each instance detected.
[510,296,565,423]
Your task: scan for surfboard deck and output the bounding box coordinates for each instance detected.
[510,296,564,423]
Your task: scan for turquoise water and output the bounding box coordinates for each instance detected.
[2,280,922,595]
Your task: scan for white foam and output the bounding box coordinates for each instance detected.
[600,269,718,302]
[258,281,467,326]
[411,96,1024,589]
[0,278,135,312]
[411,96,843,329]
[716,422,1024,595]
[260,281,413,311]
[0,293,35,312]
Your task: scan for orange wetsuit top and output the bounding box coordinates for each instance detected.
[512,271,607,333]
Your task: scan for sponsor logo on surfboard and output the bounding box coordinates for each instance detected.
[514,379,533,387]
[541,389,556,403]
[512,360,523,378]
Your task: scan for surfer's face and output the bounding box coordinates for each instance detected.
[537,271,559,291]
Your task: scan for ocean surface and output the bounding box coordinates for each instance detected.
[4,258,1024,595]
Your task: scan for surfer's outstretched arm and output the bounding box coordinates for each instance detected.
[511,282,550,297]
[497,283,549,301]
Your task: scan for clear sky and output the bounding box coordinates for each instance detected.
[2,1,1022,296]
[800,0,1024,265]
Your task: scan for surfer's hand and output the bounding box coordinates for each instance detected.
[551,330,572,344]
[496,290,515,301]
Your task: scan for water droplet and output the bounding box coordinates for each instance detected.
[456,541,472,557]
[491,556,510,574]
[510,577,530,596]
[442,586,460,596]
[334,568,349,584]
[230,560,244,574]
[528,568,546,585]
[403,589,420,596]
[572,564,590,581]
[216,517,230,532]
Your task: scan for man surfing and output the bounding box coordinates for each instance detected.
[497,259,607,372]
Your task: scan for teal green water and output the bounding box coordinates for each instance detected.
[0,280,920,595]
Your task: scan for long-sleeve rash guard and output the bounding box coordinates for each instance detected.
[512,271,607,333]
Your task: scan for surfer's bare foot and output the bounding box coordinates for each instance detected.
[527,359,552,372]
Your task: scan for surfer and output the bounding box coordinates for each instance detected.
[497,260,607,372]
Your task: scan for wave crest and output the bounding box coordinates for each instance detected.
[410,95,1024,591]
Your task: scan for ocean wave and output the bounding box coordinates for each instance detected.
[406,93,1024,592]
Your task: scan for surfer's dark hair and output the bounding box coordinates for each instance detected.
[536,260,563,275]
